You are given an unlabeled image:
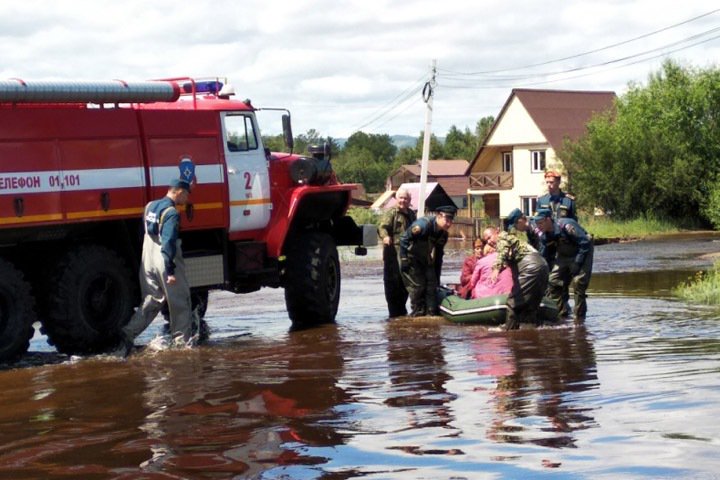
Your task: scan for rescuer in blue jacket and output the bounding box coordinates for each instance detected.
[536,169,577,222]
[534,208,593,321]
[399,205,456,317]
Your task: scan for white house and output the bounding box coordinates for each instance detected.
[466,88,616,219]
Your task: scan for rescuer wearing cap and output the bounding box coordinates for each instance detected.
[377,187,417,318]
[491,208,549,329]
[112,178,196,356]
[534,208,593,322]
[537,170,577,222]
[399,205,456,316]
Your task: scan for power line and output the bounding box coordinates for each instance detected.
[439,8,720,76]
[347,9,720,135]
[441,25,720,90]
[351,73,427,132]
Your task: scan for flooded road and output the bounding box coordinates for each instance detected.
[1,233,720,479]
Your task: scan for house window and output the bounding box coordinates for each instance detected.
[530,150,546,172]
[521,197,537,216]
[502,152,513,172]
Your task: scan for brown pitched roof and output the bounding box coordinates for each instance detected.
[469,88,616,171]
[514,89,616,150]
[401,159,469,176]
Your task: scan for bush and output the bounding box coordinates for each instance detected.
[347,207,379,227]
[673,264,720,305]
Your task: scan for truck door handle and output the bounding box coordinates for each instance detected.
[100,191,110,211]
[13,197,23,217]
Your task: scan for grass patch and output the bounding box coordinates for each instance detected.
[673,264,720,305]
[581,215,681,241]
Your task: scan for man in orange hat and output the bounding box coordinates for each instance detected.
[536,169,577,316]
[537,170,577,221]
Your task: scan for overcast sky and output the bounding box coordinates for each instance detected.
[1,1,718,139]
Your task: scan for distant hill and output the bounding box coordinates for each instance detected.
[335,135,443,150]
[390,135,417,149]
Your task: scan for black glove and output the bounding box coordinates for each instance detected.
[570,262,581,276]
[400,258,410,273]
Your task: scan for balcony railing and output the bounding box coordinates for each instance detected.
[468,172,513,190]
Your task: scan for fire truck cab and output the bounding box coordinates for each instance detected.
[0,77,375,360]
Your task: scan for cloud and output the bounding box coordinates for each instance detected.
[0,0,718,139]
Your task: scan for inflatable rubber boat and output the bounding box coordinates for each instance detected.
[439,294,559,325]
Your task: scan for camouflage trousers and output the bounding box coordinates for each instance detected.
[505,251,549,330]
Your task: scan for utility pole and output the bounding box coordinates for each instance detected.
[417,59,436,217]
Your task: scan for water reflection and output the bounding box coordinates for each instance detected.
[1,234,719,479]
[483,326,598,449]
[130,325,349,478]
[384,320,457,453]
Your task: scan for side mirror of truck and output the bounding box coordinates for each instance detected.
[282,114,294,153]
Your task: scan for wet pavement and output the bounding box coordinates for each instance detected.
[1,233,720,479]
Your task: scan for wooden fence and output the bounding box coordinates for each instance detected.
[449,215,501,240]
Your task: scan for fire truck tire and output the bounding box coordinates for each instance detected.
[284,232,341,326]
[0,259,36,361]
[43,245,136,355]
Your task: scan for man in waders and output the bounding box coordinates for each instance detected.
[534,208,594,322]
[377,187,416,318]
[492,208,549,330]
[537,169,577,314]
[111,178,197,356]
[399,205,456,317]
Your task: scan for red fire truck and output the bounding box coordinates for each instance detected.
[0,77,375,361]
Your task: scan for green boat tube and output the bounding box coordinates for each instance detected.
[439,294,559,325]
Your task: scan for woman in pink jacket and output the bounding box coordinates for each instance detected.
[470,227,514,299]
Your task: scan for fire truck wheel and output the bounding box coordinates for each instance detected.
[283,232,340,326]
[43,246,136,355]
[0,259,36,361]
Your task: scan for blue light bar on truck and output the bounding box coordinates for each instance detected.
[181,81,223,94]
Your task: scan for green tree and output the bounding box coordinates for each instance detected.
[394,145,419,168]
[334,147,389,192]
[562,60,720,223]
[334,131,398,192]
[342,131,397,163]
[444,125,476,160]
[476,116,494,143]
[262,130,340,156]
[412,131,445,159]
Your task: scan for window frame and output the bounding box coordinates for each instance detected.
[530,150,546,173]
[521,196,538,216]
[502,151,513,172]
[224,113,259,152]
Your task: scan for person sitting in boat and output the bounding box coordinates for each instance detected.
[456,237,485,299]
[491,208,549,330]
[469,226,514,299]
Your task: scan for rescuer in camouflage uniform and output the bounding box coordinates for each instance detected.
[113,178,196,356]
[399,205,456,317]
[492,208,549,330]
[377,188,417,318]
[534,208,593,321]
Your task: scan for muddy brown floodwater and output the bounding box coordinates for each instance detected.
[1,233,720,479]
